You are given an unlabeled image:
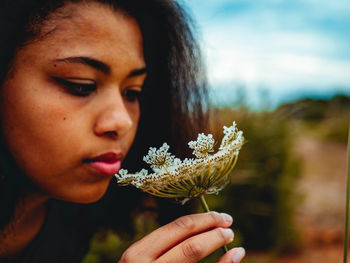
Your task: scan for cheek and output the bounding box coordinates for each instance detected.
[0,96,108,202]
[127,103,140,146]
[1,84,82,178]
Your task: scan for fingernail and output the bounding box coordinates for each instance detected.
[221,213,233,223]
[232,247,245,263]
[223,228,234,242]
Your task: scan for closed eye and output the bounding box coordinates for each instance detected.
[52,77,96,97]
[122,89,143,102]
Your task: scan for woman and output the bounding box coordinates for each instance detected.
[0,0,246,262]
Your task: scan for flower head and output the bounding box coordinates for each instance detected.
[115,122,244,204]
[188,133,215,158]
[142,143,175,170]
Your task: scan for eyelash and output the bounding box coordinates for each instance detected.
[53,77,143,101]
[53,77,96,97]
[123,89,143,102]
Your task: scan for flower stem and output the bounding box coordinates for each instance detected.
[344,123,350,263]
[200,195,228,254]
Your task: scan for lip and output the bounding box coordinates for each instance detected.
[84,152,122,176]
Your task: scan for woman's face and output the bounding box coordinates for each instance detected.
[0,2,146,203]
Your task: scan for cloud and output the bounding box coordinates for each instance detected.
[206,48,350,86]
[203,26,350,85]
[183,0,350,106]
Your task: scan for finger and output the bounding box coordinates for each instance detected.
[216,247,246,263]
[156,227,234,263]
[135,212,233,258]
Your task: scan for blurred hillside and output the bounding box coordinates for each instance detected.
[81,94,350,263]
[229,94,350,262]
[276,95,350,144]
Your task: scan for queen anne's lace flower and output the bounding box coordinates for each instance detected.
[143,143,175,169]
[115,122,244,204]
[188,133,215,158]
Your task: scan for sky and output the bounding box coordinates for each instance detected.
[183,0,350,109]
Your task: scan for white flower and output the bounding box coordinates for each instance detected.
[118,169,129,176]
[219,121,237,150]
[143,143,175,169]
[188,133,215,158]
[115,122,244,204]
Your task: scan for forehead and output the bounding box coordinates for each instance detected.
[47,3,134,41]
[21,2,144,69]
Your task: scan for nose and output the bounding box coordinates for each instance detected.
[94,91,134,139]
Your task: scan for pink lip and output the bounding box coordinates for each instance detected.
[84,152,122,176]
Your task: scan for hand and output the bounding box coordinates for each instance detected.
[118,212,245,263]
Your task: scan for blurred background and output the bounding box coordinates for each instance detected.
[186,0,350,111]
[186,1,350,261]
[82,0,350,262]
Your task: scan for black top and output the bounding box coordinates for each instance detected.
[11,200,96,263]
[1,184,185,263]
[1,184,148,263]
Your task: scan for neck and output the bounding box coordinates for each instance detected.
[0,192,50,259]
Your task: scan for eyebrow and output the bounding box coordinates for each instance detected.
[52,56,147,77]
[129,67,147,77]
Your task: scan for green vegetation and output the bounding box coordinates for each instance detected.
[209,107,302,251]
[277,95,350,144]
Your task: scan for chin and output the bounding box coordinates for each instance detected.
[55,181,110,204]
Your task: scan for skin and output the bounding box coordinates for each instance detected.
[0,2,244,262]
